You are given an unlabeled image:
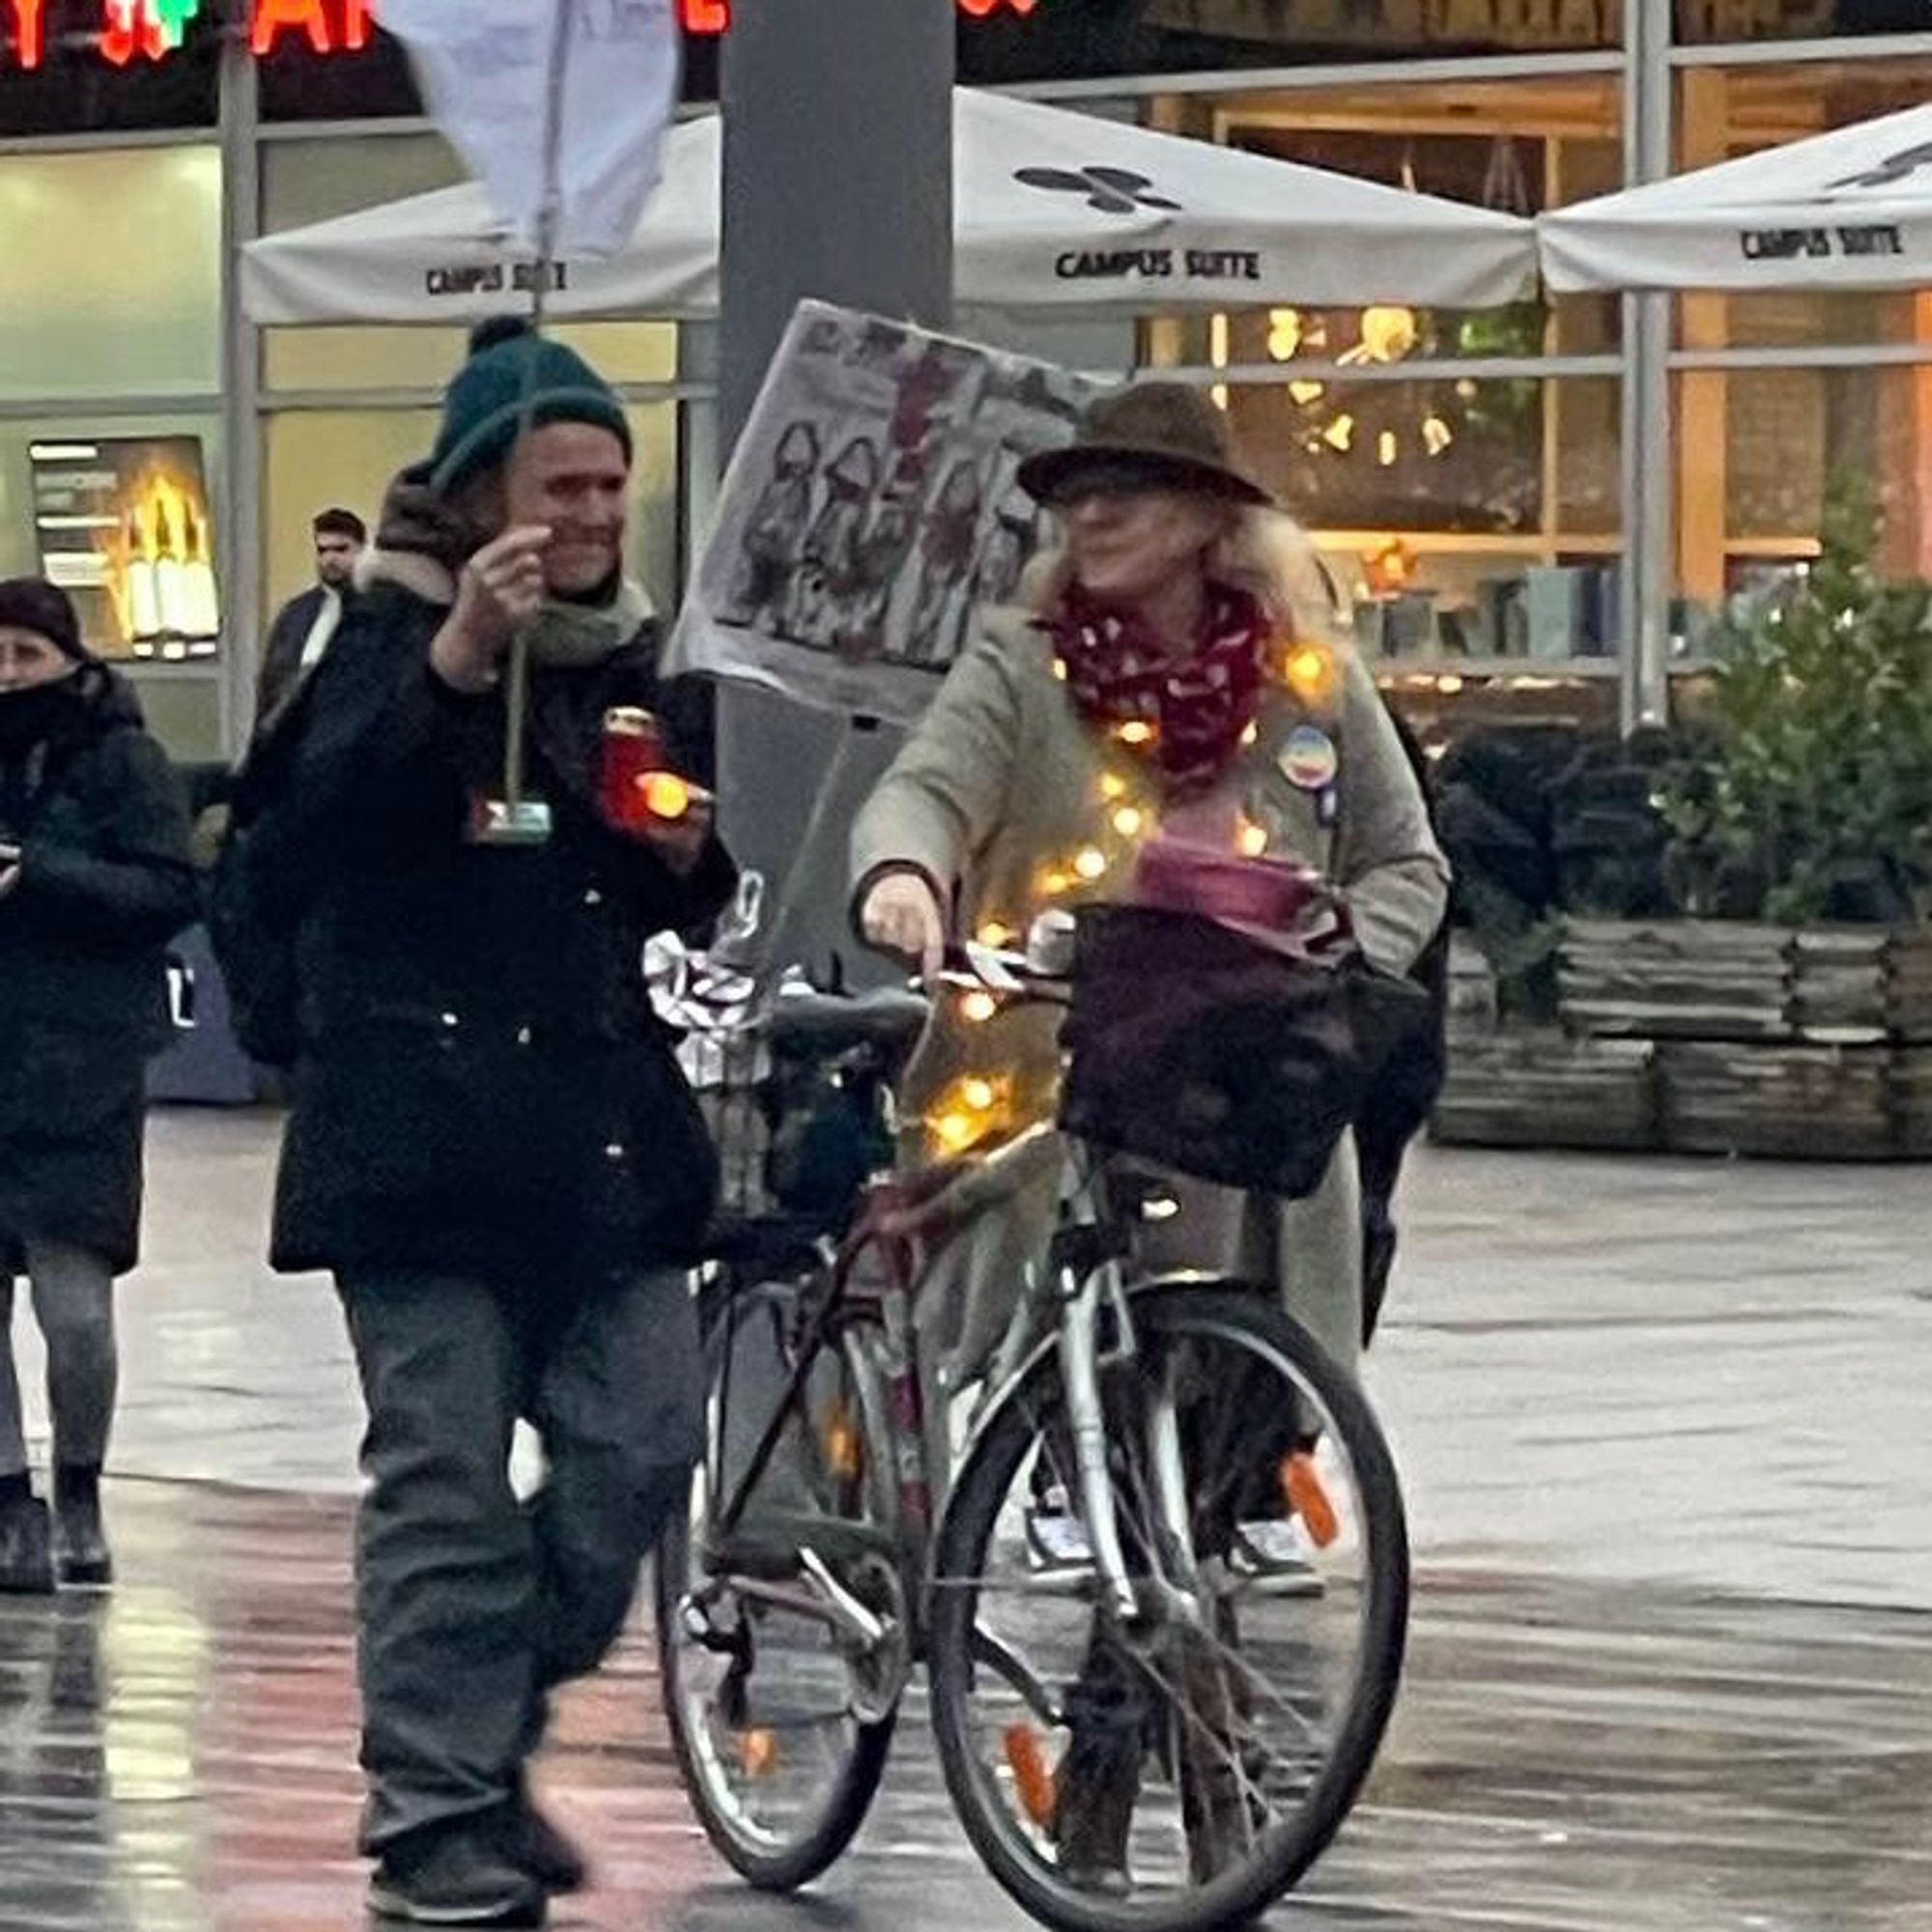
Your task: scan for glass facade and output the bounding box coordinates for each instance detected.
[0,3,1927,754]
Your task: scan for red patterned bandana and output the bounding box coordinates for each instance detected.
[1044,582,1270,795]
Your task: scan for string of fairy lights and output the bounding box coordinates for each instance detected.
[920,634,1341,1157]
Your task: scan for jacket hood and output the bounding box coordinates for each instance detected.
[85,663,148,730]
[353,461,482,609]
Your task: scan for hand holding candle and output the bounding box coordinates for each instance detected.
[601,706,714,874]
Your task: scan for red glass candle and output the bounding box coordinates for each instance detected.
[600,706,666,831]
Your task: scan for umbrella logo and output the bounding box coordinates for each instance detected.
[1015,166,1182,216]
[1832,142,1932,191]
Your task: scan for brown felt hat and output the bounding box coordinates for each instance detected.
[1018,381,1273,510]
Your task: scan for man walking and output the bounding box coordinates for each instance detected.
[254,507,367,731]
[240,319,731,1926]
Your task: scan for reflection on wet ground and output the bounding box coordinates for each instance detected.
[1,1484,1926,1932]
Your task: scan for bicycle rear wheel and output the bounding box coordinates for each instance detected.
[927,1284,1408,1932]
[656,1273,901,1891]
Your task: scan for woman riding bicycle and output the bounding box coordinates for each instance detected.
[851,381,1448,1388]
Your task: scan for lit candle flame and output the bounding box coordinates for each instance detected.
[1116,721,1155,747]
[1073,847,1108,882]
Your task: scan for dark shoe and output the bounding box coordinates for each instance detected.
[0,1495,55,1595]
[51,1475,112,1588]
[1052,1676,1141,1895]
[497,1786,588,1895]
[369,1827,548,1926]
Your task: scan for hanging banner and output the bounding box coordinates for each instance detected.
[669,301,1096,726]
[377,0,679,255]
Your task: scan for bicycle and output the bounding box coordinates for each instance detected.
[657,932,1410,1932]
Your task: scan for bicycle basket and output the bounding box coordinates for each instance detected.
[1057,903,1419,1200]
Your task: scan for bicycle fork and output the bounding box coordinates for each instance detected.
[1057,1259,1142,1625]
[1059,1259,1203,1630]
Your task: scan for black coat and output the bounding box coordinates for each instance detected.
[256,585,331,734]
[0,668,198,1275]
[245,570,736,1286]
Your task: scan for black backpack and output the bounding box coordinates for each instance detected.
[206,686,314,1069]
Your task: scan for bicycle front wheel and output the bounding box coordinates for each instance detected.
[927,1284,1408,1932]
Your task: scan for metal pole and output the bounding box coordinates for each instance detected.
[716,0,954,979]
[498,0,578,826]
[217,26,263,760]
[1619,0,1673,733]
[720,0,954,451]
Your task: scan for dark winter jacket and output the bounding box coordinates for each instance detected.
[255,584,332,736]
[243,518,736,1286]
[0,667,198,1275]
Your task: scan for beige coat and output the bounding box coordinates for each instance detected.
[849,605,1448,1388]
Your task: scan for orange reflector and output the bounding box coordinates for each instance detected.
[1283,1450,1340,1549]
[825,1397,863,1482]
[1004,1722,1057,1828]
[741,1728,779,1777]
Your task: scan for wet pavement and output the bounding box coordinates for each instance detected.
[2,1110,1928,1930]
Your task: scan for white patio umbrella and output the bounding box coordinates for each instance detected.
[242,87,1535,324]
[1540,101,1932,294]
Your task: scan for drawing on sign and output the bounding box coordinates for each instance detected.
[671,303,1095,724]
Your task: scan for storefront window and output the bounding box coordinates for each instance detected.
[0,8,219,135]
[1672,357,1932,635]
[963,0,1621,86]
[1150,74,1625,675]
[1672,0,1928,44]
[1669,55,1932,638]
[0,146,220,400]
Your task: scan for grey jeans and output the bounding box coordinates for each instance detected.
[0,1239,119,1478]
[338,1264,701,1854]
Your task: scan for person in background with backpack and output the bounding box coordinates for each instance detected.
[0,579,197,1594]
[228,319,733,1927]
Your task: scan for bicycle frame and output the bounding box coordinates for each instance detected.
[703,1169,938,1569]
[700,1125,1183,1645]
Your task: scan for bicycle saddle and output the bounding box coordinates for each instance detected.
[766,987,930,1058]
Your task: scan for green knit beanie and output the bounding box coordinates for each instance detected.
[430,317,633,496]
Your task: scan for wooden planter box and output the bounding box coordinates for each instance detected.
[1435,926,1932,1160]
[1435,1030,1659,1153]
[1658,1039,1895,1160]
[1559,919,1932,1045]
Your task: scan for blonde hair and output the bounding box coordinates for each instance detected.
[1023,503,1347,649]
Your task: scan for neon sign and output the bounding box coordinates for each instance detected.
[3,0,1036,70]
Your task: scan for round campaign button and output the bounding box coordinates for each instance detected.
[1280,724,1339,792]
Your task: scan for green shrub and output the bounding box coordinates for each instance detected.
[1661,484,1932,926]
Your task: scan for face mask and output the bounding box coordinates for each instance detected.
[0,674,84,754]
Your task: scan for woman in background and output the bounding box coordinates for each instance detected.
[0,578,197,1593]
